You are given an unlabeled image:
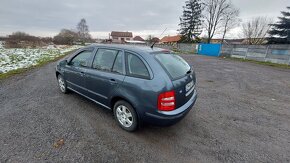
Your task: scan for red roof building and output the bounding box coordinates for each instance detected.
[160,35,181,44]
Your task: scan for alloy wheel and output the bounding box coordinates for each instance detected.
[116,105,133,128]
[58,76,66,92]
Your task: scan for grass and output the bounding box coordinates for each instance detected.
[223,57,290,69]
[0,50,76,80]
[9,54,25,63]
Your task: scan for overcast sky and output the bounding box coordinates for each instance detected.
[0,0,290,39]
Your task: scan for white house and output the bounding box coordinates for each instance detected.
[110,31,133,43]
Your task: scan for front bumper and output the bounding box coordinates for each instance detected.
[144,89,197,126]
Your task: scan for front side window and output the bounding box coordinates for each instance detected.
[70,50,93,67]
[126,52,150,79]
[93,49,119,72]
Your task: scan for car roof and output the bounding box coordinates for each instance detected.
[86,43,169,54]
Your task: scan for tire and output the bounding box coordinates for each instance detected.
[57,74,68,94]
[113,100,138,132]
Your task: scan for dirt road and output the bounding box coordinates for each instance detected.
[1,55,290,162]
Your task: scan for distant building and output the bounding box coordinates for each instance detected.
[241,38,268,45]
[210,38,245,44]
[224,39,245,45]
[210,39,224,44]
[160,35,181,44]
[133,36,145,41]
[110,31,133,43]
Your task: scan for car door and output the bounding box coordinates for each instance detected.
[64,48,94,95]
[85,48,125,106]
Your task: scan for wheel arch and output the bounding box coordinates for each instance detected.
[56,71,60,78]
[110,96,142,125]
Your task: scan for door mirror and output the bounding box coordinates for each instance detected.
[60,59,68,66]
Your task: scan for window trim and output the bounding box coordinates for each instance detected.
[125,51,151,80]
[111,51,126,75]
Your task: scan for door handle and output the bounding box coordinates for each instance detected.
[109,78,117,84]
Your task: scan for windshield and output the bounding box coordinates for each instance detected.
[155,53,191,80]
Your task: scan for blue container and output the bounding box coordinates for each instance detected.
[197,43,221,57]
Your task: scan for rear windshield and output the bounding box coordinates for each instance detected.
[155,53,190,79]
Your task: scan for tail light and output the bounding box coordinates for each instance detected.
[158,91,175,111]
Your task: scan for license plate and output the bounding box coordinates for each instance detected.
[186,81,194,92]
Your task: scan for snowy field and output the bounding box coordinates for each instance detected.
[0,44,82,73]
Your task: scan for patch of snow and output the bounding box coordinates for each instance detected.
[0,45,82,73]
[0,41,4,49]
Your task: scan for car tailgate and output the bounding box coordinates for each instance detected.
[172,72,196,109]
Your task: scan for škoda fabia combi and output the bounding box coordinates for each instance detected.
[56,44,197,131]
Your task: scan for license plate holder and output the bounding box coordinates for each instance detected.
[186,81,194,92]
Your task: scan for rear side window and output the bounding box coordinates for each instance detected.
[70,50,93,67]
[93,49,119,72]
[155,53,190,79]
[126,52,150,79]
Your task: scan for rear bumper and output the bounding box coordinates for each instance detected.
[144,89,197,126]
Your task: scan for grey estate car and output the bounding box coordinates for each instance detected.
[56,44,197,131]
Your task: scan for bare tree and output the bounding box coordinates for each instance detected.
[242,17,272,45]
[146,35,154,44]
[221,6,240,43]
[53,29,78,45]
[5,31,44,48]
[76,18,92,42]
[203,0,236,43]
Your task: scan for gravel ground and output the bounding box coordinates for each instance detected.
[0,55,290,163]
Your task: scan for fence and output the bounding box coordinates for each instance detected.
[221,44,290,65]
[152,43,290,65]
[155,43,198,53]
[156,43,222,56]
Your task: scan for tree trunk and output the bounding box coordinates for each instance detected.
[221,29,226,44]
[222,20,228,44]
[207,37,211,44]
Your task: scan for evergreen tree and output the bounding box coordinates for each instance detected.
[179,0,203,43]
[268,7,290,44]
